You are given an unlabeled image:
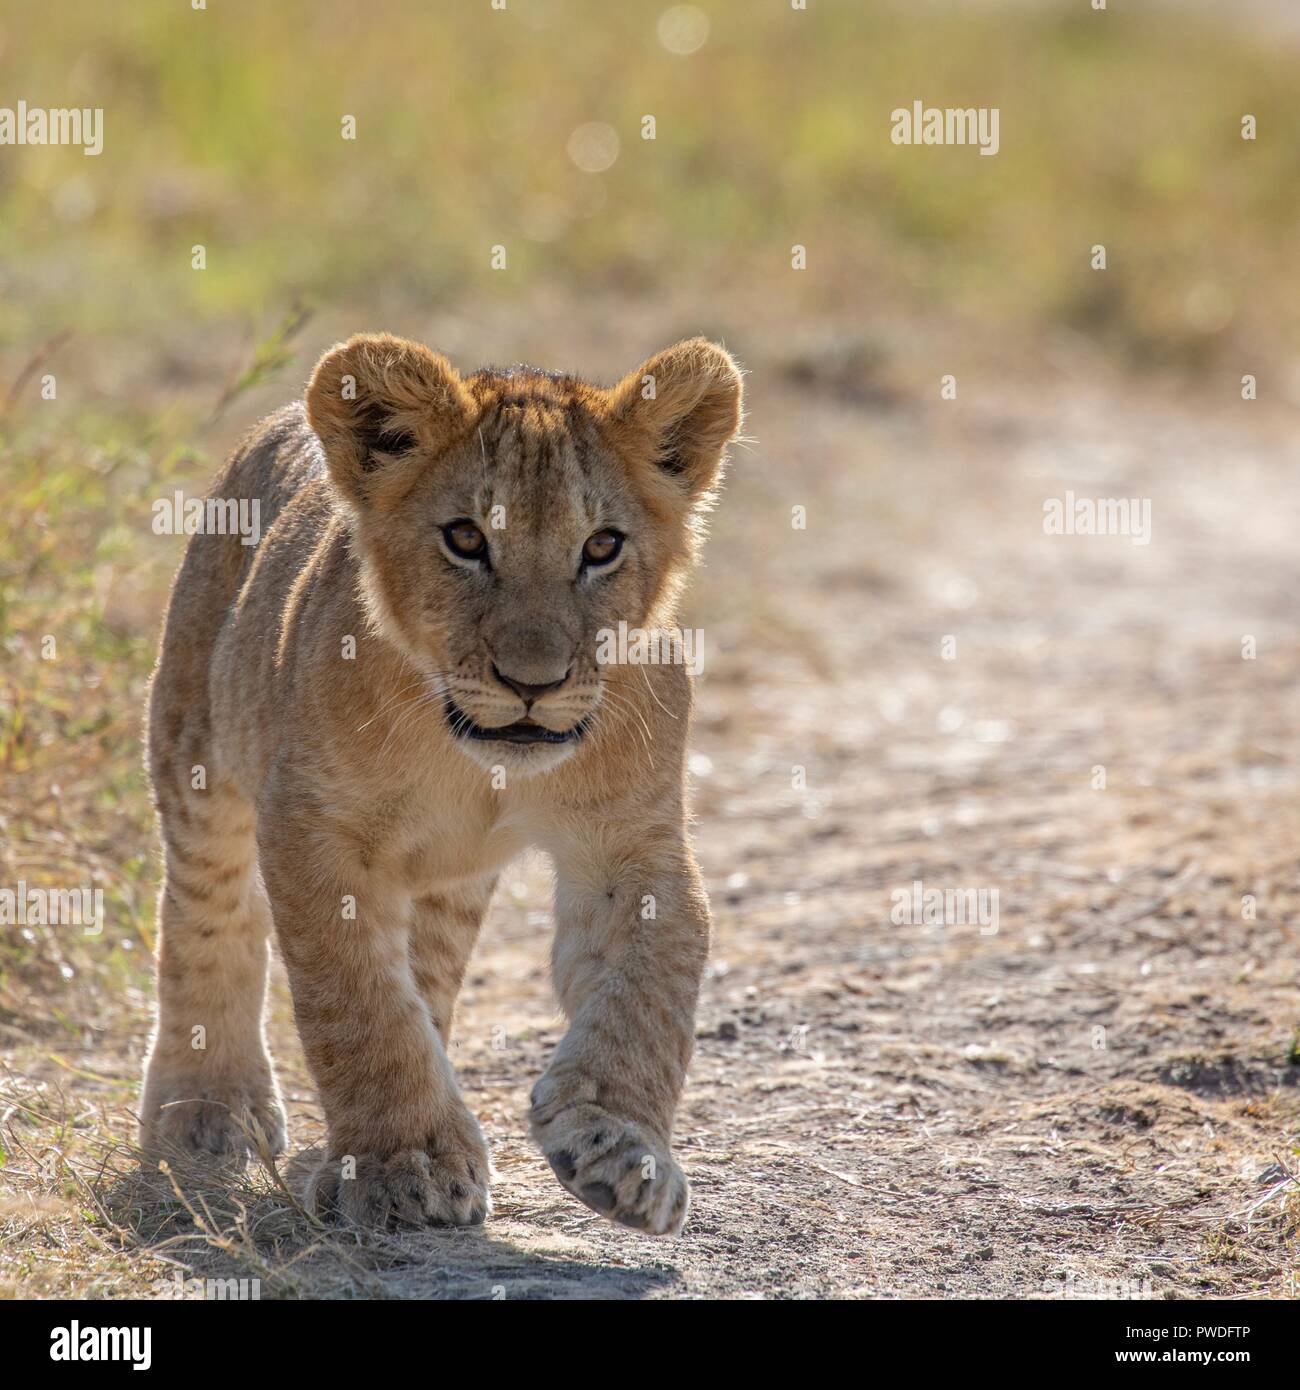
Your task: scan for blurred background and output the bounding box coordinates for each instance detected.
[1,0,1298,1297]
[2,1,1298,363]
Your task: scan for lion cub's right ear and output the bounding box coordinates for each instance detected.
[305,333,476,503]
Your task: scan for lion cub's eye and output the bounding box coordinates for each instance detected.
[582,529,623,567]
[443,520,488,561]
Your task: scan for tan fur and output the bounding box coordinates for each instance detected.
[140,334,743,1234]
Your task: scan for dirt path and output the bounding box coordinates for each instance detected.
[3,367,1298,1299]
[434,375,1300,1299]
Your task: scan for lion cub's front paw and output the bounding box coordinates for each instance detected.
[141,1080,286,1167]
[530,1097,689,1235]
[306,1144,491,1230]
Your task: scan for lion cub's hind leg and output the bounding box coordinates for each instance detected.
[140,772,285,1167]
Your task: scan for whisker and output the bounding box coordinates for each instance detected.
[374,687,443,759]
[356,677,432,732]
[634,660,679,719]
[595,684,656,774]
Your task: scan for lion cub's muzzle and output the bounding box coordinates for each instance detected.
[444,660,599,749]
[442,647,606,761]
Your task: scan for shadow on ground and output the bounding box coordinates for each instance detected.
[96,1148,678,1300]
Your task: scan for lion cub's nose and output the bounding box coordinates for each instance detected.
[492,664,570,708]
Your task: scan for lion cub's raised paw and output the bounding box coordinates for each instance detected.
[530,1098,689,1235]
[306,1147,490,1230]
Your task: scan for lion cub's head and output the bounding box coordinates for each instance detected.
[305,333,742,775]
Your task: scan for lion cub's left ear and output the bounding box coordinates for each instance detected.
[605,338,743,502]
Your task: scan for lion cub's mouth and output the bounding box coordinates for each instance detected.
[444,699,588,747]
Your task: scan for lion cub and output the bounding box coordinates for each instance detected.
[140,333,742,1234]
